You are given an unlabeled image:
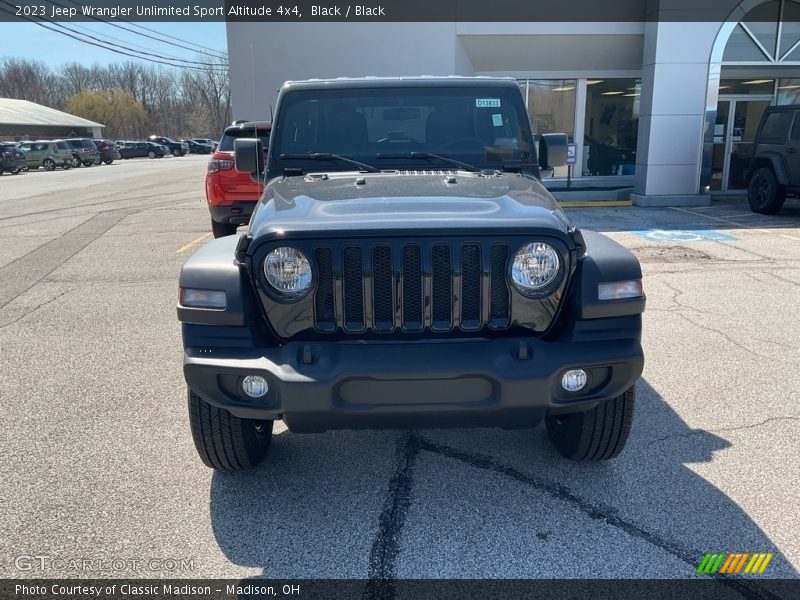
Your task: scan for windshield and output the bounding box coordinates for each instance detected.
[270,85,533,174]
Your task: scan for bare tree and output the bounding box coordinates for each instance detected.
[180,54,231,137]
[0,57,230,139]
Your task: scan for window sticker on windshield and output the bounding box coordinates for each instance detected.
[476,98,501,108]
[492,114,503,127]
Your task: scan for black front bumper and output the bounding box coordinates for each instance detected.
[184,336,643,432]
[209,202,256,225]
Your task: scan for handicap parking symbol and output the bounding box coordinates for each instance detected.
[633,229,738,242]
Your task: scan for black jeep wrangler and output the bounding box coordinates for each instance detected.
[747,104,800,214]
[177,77,645,471]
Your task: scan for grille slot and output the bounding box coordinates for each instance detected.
[431,245,452,330]
[461,244,482,329]
[490,244,510,327]
[372,246,393,332]
[402,245,423,331]
[314,247,335,331]
[311,240,516,335]
[343,247,364,330]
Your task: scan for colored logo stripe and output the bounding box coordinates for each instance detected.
[697,553,725,574]
[745,553,774,574]
[698,553,773,575]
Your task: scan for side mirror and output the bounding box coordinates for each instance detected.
[234,138,265,175]
[538,133,568,170]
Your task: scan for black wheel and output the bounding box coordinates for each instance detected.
[148,151,156,159]
[43,158,56,171]
[103,159,113,165]
[188,389,273,471]
[546,387,635,461]
[748,167,786,214]
[83,160,93,167]
[11,168,21,175]
[62,161,71,170]
[211,220,238,238]
[172,148,181,157]
[72,154,81,167]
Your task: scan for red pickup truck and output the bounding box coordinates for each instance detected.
[205,121,271,237]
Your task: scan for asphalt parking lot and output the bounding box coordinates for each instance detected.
[0,157,798,589]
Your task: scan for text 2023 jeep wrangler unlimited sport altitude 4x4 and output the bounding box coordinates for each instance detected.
[177,77,645,471]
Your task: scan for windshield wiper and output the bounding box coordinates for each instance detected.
[280,152,380,173]
[375,152,481,173]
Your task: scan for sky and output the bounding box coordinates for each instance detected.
[0,21,227,68]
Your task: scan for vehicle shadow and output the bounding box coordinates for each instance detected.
[208,378,797,582]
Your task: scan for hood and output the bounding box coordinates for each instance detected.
[248,171,572,240]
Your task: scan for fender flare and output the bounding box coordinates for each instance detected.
[177,235,255,326]
[749,152,790,186]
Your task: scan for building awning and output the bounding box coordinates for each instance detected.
[0,98,104,128]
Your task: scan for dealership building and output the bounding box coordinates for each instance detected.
[227,0,800,205]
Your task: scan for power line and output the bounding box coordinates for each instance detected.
[57,0,228,60]
[0,2,227,71]
[51,20,228,68]
[47,0,228,66]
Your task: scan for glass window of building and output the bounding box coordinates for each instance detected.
[582,79,640,176]
[718,79,775,95]
[520,80,576,177]
[778,78,800,104]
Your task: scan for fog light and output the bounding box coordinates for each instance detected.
[242,375,269,398]
[562,369,587,392]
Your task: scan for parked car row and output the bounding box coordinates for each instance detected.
[1,133,218,175]
[0,138,111,174]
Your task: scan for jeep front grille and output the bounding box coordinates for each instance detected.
[312,241,511,334]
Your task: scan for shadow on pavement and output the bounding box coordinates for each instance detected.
[208,378,797,587]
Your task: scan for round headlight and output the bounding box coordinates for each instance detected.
[264,247,312,298]
[511,242,561,295]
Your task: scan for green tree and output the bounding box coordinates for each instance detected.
[66,88,147,138]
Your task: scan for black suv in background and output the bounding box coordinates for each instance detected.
[747,104,800,214]
[182,138,214,154]
[0,142,26,175]
[149,136,189,157]
[92,139,122,164]
[64,138,101,167]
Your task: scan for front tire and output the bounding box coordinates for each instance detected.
[43,158,56,171]
[148,151,156,159]
[172,149,181,157]
[748,167,786,214]
[103,158,113,165]
[546,387,635,461]
[188,389,273,471]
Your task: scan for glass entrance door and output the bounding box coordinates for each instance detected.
[713,97,771,191]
